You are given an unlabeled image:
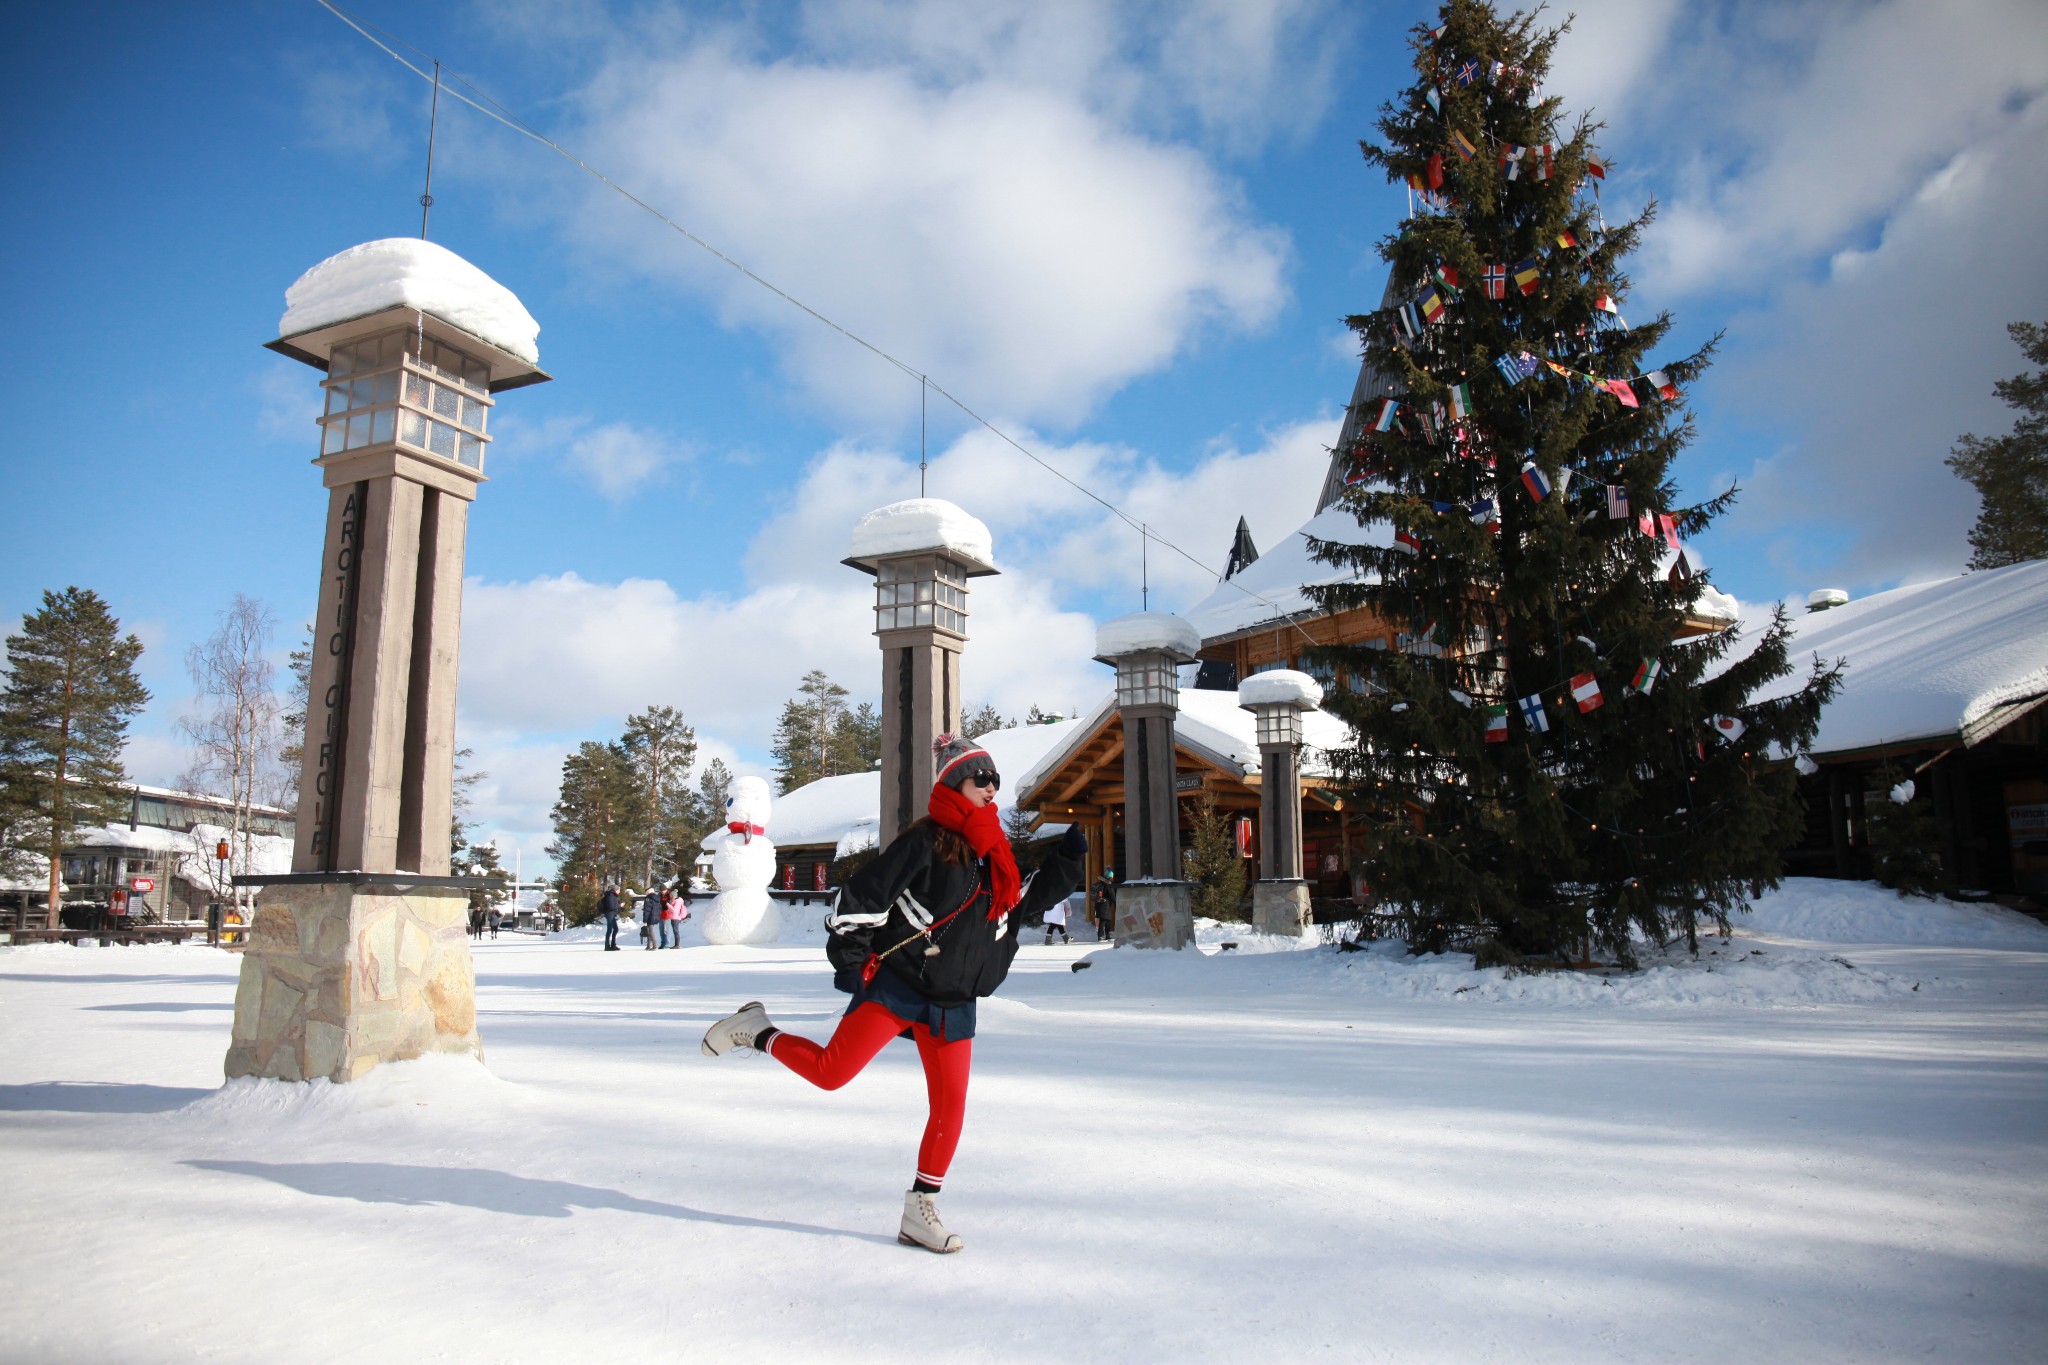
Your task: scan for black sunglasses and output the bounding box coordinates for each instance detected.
[967,770,1001,791]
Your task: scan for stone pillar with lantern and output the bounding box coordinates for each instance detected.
[1238,670,1324,937]
[842,499,998,845]
[224,239,549,1084]
[1096,612,1199,949]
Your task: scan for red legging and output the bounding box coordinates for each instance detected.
[763,1001,973,1188]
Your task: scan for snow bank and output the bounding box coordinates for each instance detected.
[845,498,994,570]
[1237,669,1324,709]
[1094,611,1200,660]
[279,238,541,365]
[1738,877,2048,948]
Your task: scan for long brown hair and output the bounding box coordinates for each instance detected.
[907,815,973,865]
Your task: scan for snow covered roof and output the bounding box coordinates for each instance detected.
[1738,560,2048,757]
[767,718,1087,851]
[1238,670,1324,709]
[68,821,293,892]
[277,238,541,366]
[1015,687,1354,802]
[843,499,998,575]
[1182,506,1390,644]
[1095,612,1201,661]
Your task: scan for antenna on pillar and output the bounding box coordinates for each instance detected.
[419,60,442,239]
[919,375,927,497]
[1141,524,1149,610]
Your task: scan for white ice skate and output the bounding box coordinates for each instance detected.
[899,1190,963,1253]
[700,1001,771,1057]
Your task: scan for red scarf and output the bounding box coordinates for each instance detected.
[927,782,1020,920]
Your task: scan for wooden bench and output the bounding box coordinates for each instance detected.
[4,928,91,946]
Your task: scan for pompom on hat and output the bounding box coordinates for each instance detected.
[932,732,998,789]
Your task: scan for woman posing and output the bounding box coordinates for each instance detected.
[701,733,1085,1253]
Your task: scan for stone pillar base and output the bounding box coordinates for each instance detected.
[225,880,480,1083]
[1252,879,1311,937]
[1114,880,1194,950]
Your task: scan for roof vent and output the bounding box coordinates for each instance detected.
[1807,588,1849,613]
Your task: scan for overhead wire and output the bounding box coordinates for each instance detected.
[313,0,1328,642]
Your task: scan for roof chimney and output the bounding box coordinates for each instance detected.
[1807,588,1849,613]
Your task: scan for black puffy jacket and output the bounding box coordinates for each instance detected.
[826,822,1082,1007]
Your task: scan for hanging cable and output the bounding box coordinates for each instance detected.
[311,0,1330,643]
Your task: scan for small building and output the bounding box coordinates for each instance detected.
[1745,563,2048,898]
[49,785,296,926]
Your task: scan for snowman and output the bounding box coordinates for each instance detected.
[698,775,781,945]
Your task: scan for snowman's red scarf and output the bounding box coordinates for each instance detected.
[927,781,1020,920]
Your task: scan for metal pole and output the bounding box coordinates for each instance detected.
[420,61,442,238]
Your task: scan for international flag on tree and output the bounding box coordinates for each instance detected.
[1469,498,1497,528]
[1534,143,1554,179]
[1556,229,1579,251]
[1398,301,1423,337]
[1520,460,1551,501]
[1710,715,1747,744]
[1500,145,1525,180]
[1481,263,1508,299]
[1373,398,1400,432]
[1603,377,1641,408]
[1606,484,1630,519]
[1434,265,1462,295]
[1518,693,1550,733]
[1647,370,1679,400]
[1571,672,1604,713]
[1585,157,1607,180]
[1449,689,1473,708]
[1450,128,1478,161]
[1639,512,1682,550]
[1555,468,1575,498]
[1394,527,1423,554]
[1512,257,1541,294]
[1484,705,1509,742]
[1425,86,1441,114]
[1426,153,1445,189]
[1455,59,1480,87]
[1418,285,1447,323]
[1593,293,1619,314]
[1448,382,1472,420]
[1494,352,1526,385]
[1627,656,1663,695]
[1406,169,1427,192]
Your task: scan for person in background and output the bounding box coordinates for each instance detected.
[1092,873,1117,943]
[640,886,662,950]
[1043,892,1071,945]
[598,885,622,951]
[659,884,684,948]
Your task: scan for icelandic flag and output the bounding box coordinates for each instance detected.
[1455,59,1480,87]
[1520,461,1550,501]
[1482,263,1508,299]
[1603,377,1641,408]
[1628,656,1662,695]
[1373,398,1400,432]
[1571,672,1604,713]
[1418,285,1447,322]
[1512,257,1541,294]
[1606,484,1630,519]
[1448,382,1472,420]
[1710,715,1747,744]
[1394,528,1423,554]
[1451,128,1478,161]
[1495,352,1526,385]
[1484,705,1509,742]
[1647,370,1679,400]
[1518,693,1550,733]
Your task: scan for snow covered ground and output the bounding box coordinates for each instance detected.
[3,880,2044,1363]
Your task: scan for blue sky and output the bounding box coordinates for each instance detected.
[3,0,2044,872]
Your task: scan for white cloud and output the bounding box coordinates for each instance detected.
[489,413,691,500]
[555,26,1290,426]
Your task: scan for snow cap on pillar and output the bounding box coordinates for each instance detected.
[1093,611,1201,665]
[268,237,548,390]
[843,498,998,575]
[1237,669,1324,711]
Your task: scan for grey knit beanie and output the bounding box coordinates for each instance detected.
[932,732,997,789]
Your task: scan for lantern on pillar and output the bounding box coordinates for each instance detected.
[844,499,998,844]
[1095,612,1200,950]
[1238,669,1324,936]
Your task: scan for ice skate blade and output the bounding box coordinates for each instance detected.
[898,1231,963,1254]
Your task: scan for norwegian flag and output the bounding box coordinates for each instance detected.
[1482,263,1508,299]
[1520,461,1551,502]
[1571,672,1604,713]
[1518,693,1550,733]
[1484,705,1509,742]
[1606,484,1630,519]
[1710,715,1747,744]
[1647,369,1680,400]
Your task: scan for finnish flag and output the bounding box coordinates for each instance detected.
[1518,692,1550,732]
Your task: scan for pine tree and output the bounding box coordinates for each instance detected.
[1309,1,1839,964]
[621,704,699,886]
[771,669,854,792]
[1864,766,1946,899]
[275,622,313,811]
[962,703,1008,738]
[836,700,882,772]
[1183,792,1248,921]
[1948,320,2048,569]
[547,739,638,918]
[0,588,149,927]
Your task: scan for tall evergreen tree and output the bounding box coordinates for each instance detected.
[275,622,313,812]
[1947,319,2048,569]
[962,703,1008,739]
[547,739,639,918]
[771,669,854,792]
[0,588,149,927]
[622,704,700,886]
[837,700,882,772]
[1310,1,1837,963]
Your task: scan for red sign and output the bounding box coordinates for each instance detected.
[130,877,155,892]
[780,864,795,889]
[813,862,828,892]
